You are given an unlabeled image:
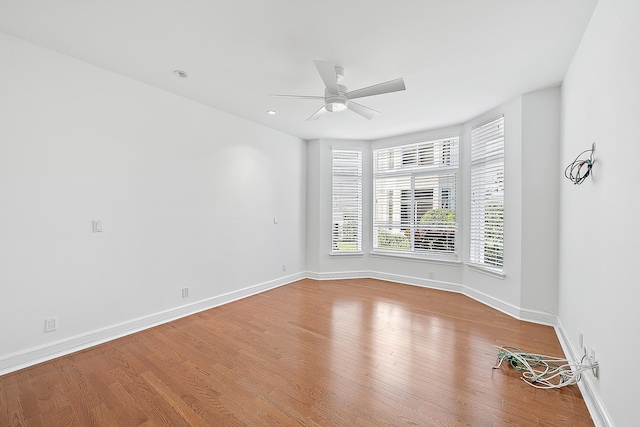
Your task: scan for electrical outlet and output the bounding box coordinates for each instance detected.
[428,271,435,279]
[182,288,189,298]
[92,220,103,233]
[45,317,58,332]
[588,348,599,378]
[282,264,287,271]
[578,332,584,349]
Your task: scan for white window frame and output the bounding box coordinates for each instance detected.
[469,115,504,272]
[331,149,362,254]
[373,137,459,261]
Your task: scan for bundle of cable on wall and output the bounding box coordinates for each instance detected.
[564,142,595,185]
[492,345,597,389]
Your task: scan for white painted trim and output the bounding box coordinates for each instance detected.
[307,271,557,326]
[555,319,614,427]
[306,270,370,280]
[370,251,461,265]
[465,262,506,279]
[461,285,521,319]
[461,286,556,326]
[368,270,462,293]
[0,272,306,376]
[518,307,557,326]
[307,269,556,326]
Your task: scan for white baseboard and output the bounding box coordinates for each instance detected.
[461,285,522,319]
[311,269,556,326]
[0,272,306,376]
[462,286,557,326]
[368,270,463,293]
[555,319,614,427]
[306,270,369,280]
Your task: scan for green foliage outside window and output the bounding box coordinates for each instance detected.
[416,208,456,252]
[377,229,410,251]
[483,202,504,266]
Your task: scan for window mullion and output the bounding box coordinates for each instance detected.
[410,175,416,251]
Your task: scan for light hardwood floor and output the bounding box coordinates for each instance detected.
[0,278,593,426]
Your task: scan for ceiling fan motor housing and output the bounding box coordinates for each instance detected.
[325,84,348,112]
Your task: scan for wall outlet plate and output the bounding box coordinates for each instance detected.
[45,317,58,332]
[182,288,189,298]
[92,220,103,232]
[578,332,584,349]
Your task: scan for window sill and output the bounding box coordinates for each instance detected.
[330,252,364,257]
[370,250,461,265]
[466,262,505,279]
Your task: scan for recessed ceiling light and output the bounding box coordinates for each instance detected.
[267,110,277,115]
[174,70,188,78]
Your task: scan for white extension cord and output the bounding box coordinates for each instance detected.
[492,345,598,389]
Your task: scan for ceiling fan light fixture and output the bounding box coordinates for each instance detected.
[325,84,348,112]
[327,101,347,112]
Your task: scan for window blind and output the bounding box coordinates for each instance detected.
[470,116,504,268]
[373,138,458,258]
[332,150,362,253]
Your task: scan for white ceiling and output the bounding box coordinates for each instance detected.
[0,0,598,141]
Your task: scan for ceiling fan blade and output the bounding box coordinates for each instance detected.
[313,60,339,94]
[268,94,324,100]
[306,105,327,121]
[346,78,406,100]
[347,101,380,120]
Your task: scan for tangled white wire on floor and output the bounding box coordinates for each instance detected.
[492,345,597,389]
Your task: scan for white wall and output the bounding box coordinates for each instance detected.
[559,0,640,425]
[0,33,306,371]
[462,89,561,322]
[520,87,561,314]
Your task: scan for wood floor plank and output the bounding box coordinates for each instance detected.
[0,278,594,426]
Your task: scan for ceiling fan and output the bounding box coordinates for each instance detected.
[270,60,406,121]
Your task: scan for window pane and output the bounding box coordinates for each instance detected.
[332,150,362,253]
[373,138,458,259]
[470,116,504,268]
